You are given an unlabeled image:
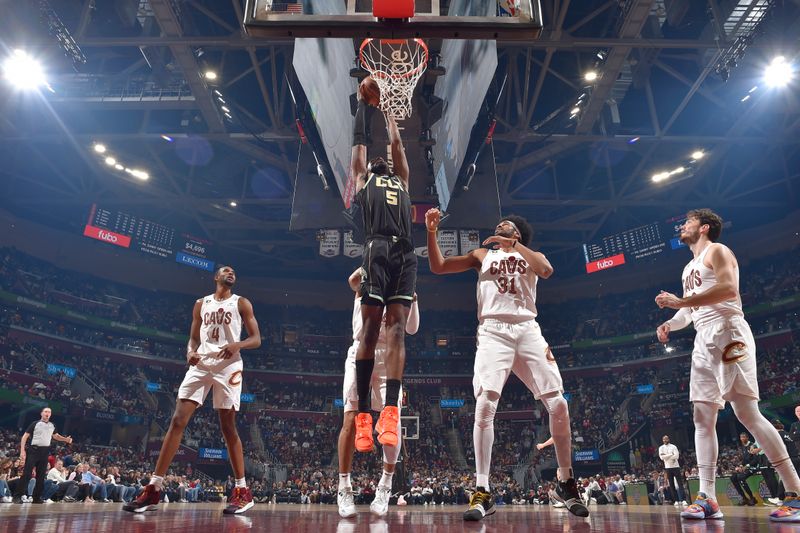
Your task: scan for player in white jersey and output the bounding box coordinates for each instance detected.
[124,265,261,516]
[425,208,588,521]
[655,209,800,522]
[337,268,419,518]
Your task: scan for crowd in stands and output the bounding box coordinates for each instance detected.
[0,244,799,508]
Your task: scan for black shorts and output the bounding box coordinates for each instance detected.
[360,237,417,307]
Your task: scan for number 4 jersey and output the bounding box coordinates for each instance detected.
[477,249,538,322]
[198,294,242,368]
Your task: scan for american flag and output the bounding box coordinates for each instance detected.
[271,2,303,14]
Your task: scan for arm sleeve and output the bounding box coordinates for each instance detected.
[352,100,368,147]
[665,307,692,331]
[405,299,419,335]
[25,422,36,435]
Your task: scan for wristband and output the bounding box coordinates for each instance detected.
[512,240,517,248]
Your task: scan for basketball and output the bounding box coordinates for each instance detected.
[359,76,381,106]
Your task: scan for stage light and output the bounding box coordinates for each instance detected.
[204,70,218,81]
[665,346,674,353]
[105,157,116,166]
[93,143,106,154]
[691,151,705,160]
[652,172,668,183]
[160,134,174,142]
[217,97,226,104]
[114,164,123,170]
[129,169,149,180]
[741,94,751,102]
[229,201,237,207]
[584,70,598,82]
[764,56,793,87]
[570,106,580,115]
[628,137,640,144]
[2,50,47,90]
[220,106,230,113]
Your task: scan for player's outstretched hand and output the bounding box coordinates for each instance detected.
[187,351,200,366]
[656,322,670,343]
[425,208,440,232]
[217,343,240,360]
[655,290,682,310]
[482,235,516,249]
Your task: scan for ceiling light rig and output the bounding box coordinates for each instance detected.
[91,143,150,181]
[651,149,709,184]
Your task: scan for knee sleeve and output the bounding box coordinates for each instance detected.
[475,391,499,429]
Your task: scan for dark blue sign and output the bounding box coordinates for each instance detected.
[198,447,228,460]
[670,237,686,250]
[175,252,214,272]
[334,398,344,408]
[146,382,161,392]
[636,384,654,394]
[440,399,465,408]
[46,364,76,378]
[574,449,600,462]
[241,393,255,403]
[563,392,572,401]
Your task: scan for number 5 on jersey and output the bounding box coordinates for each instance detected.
[376,176,399,206]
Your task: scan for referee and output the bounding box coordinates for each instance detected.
[13,407,72,504]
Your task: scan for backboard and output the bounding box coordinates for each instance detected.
[244,0,543,41]
[401,415,419,440]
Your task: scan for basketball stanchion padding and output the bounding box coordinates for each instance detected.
[373,0,414,19]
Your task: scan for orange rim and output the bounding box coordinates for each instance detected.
[359,38,428,79]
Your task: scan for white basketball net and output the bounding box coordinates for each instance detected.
[359,38,428,121]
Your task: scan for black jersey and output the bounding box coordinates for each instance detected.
[355,173,412,241]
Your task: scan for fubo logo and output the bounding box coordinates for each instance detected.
[586,253,626,274]
[83,224,131,248]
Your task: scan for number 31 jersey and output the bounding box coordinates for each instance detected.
[198,294,242,367]
[355,173,412,240]
[477,249,538,322]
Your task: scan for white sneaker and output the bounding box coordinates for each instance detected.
[45,499,54,503]
[22,496,31,503]
[553,501,565,508]
[338,488,356,518]
[768,497,782,506]
[370,485,391,517]
[673,501,680,507]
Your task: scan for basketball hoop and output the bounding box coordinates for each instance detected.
[359,38,428,121]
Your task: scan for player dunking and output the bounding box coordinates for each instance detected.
[425,209,588,521]
[337,268,419,518]
[123,265,261,515]
[655,209,800,522]
[350,79,416,453]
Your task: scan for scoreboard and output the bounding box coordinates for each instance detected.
[83,204,216,272]
[582,216,686,274]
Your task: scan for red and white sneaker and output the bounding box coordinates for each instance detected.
[769,492,800,522]
[223,487,255,515]
[376,406,399,447]
[354,412,374,452]
[681,492,723,519]
[122,484,161,513]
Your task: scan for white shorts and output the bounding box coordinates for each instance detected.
[343,342,402,413]
[690,316,759,409]
[473,319,563,399]
[177,358,243,411]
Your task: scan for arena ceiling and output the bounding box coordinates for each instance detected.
[1,0,799,278]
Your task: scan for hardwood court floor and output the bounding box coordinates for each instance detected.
[0,502,797,532]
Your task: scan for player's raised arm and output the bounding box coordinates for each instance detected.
[351,92,370,191]
[385,113,409,190]
[425,208,483,274]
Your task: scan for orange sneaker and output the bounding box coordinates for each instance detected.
[376,406,400,447]
[354,412,374,452]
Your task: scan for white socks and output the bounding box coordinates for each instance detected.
[693,401,719,496]
[473,391,499,489]
[339,473,351,491]
[379,470,394,489]
[235,477,246,488]
[541,394,573,482]
[150,475,164,489]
